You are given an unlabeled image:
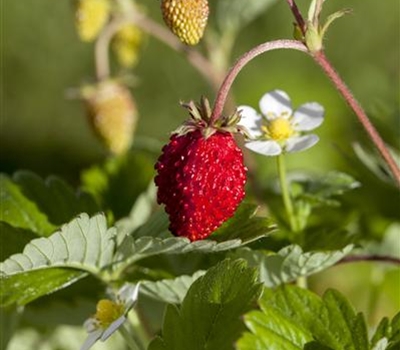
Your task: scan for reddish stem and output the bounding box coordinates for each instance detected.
[313,51,400,185]
[284,0,400,184]
[285,0,306,34]
[338,254,400,266]
[209,40,308,124]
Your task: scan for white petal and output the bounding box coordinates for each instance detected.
[80,329,103,350]
[245,140,282,156]
[101,316,126,341]
[259,90,292,120]
[83,318,99,333]
[285,135,319,153]
[120,283,141,311]
[292,102,324,131]
[237,106,262,138]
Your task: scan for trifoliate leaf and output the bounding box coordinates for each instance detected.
[148,259,262,350]
[0,213,115,306]
[0,174,56,236]
[231,244,353,287]
[141,271,206,304]
[238,285,372,350]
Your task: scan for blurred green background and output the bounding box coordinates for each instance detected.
[2,0,400,334]
[2,0,399,179]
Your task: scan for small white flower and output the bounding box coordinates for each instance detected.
[238,90,325,156]
[81,283,140,350]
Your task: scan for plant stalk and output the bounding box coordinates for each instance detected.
[209,40,308,124]
[277,154,298,233]
[312,51,400,185]
[284,0,400,185]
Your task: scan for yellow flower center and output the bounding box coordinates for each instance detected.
[95,299,124,327]
[263,117,294,141]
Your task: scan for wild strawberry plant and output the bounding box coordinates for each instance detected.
[1,0,399,349]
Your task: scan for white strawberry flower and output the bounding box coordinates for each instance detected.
[238,90,325,156]
[81,283,140,350]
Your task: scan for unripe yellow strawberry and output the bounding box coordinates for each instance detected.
[82,81,137,155]
[112,24,144,68]
[75,0,111,42]
[161,0,209,45]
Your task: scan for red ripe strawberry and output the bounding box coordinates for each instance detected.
[154,98,247,241]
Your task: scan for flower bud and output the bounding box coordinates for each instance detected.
[82,81,137,155]
[112,24,144,68]
[75,0,111,42]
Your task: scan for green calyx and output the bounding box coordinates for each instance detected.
[173,96,246,138]
[304,0,352,53]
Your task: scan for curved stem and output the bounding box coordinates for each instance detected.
[338,254,400,266]
[95,17,123,80]
[94,10,222,88]
[284,0,400,185]
[132,14,222,90]
[209,40,308,124]
[312,51,400,185]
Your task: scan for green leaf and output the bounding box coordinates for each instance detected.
[231,244,353,287]
[140,271,206,304]
[211,202,276,244]
[0,268,85,306]
[131,209,170,239]
[371,312,400,349]
[114,235,244,274]
[115,183,157,241]
[0,174,56,236]
[81,151,154,219]
[293,171,361,208]
[12,171,100,227]
[148,259,262,350]
[238,286,371,350]
[0,222,37,261]
[322,290,368,349]
[215,0,277,34]
[0,213,116,306]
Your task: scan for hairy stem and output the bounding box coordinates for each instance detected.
[283,0,400,185]
[312,51,400,185]
[209,40,307,123]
